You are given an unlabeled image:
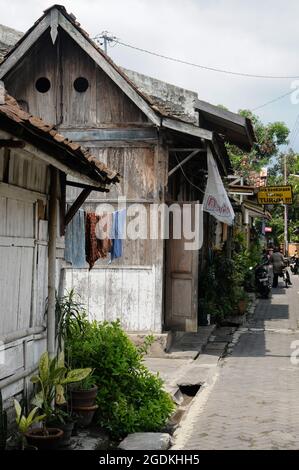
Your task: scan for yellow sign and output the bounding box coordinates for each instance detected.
[257,185,293,205]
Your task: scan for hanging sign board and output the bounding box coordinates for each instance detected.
[257,185,293,205]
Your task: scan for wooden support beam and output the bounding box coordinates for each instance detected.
[65,187,92,226]
[59,172,66,236]
[66,180,109,192]
[162,117,213,141]
[59,127,158,142]
[0,139,25,148]
[168,149,202,177]
[48,167,58,358]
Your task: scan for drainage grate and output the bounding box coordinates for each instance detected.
[179,384,201,397]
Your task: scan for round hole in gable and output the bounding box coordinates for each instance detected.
[35,77,51,93]
[73,77,89,93]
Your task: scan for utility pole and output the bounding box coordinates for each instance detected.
[284,154,288,256]
[102,32,108,54]
[94,31,117,56]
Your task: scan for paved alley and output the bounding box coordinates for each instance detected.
[173,274,299,450]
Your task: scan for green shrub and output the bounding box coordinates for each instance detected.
[65,318,175,438]
[199,243,255,322]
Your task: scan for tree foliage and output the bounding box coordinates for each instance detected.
[225,107,298,244]
[227,110,289,178]
[267,151,299,243]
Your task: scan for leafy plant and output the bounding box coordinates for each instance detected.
[14,400,45,449]
[72,373,96,391]
[227,110,289,177]
[30,351,91,433]
[199,239,258,322]
[65,318,175,438]
[56,290,87,354]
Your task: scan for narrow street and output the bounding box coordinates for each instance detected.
[173,275,299,450]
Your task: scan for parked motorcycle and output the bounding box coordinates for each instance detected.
[289,256,299,275]
[279,267,289,288]
[251,262,271,298]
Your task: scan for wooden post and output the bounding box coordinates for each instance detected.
[48,166,58,358]
[65,187,92,226]
[59,172,66,236]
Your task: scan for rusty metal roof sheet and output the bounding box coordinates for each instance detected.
[0,92,120,186]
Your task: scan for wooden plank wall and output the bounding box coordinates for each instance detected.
[0,146,52,409]
[3,28,169,333]
[64,142,167,332]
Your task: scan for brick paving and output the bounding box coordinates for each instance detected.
[176,275,299,450]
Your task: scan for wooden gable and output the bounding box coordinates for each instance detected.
[4,29,149,127]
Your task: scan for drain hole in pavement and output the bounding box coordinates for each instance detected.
[179,384,201,397]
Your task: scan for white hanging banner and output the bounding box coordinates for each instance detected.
[203,147,235,226]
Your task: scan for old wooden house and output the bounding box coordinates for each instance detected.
[0,84,118,403]
[0,5,255,334]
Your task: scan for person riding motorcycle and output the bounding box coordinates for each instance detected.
[270,247,292,288]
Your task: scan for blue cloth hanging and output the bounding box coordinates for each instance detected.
[110,209,126,261]
[65,208,86,268]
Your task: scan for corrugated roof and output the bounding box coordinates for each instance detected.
[0,92,120,187]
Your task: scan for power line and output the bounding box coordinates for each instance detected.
[114,39,299,80]
[94,32,118,55]
[95,34,299,114]
[251,88,297,111]
[288,114,299,148]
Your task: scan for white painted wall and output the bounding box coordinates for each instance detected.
[64,265,163,333]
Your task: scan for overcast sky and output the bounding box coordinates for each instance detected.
[1,0,299,149]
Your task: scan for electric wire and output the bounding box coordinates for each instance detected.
[114,39,299,80]
[288,113,299,149]
[98,34,299,123]
[113,39,299,113]
[251,89,297,111]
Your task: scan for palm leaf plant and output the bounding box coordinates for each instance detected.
[14,400,45,449]
[30,351,91,435]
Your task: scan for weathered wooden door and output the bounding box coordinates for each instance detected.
[165,203,199,332]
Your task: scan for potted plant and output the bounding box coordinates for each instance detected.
[26,351,91,450]
[69,375,98,428]
[55,292,98,428]
[47,408,75,448]
[14,400,45,450]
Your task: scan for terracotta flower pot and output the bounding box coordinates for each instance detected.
[25,428,63,450]
[58,421,75,447]
[69,386,98,408]
[72,405,98,428]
